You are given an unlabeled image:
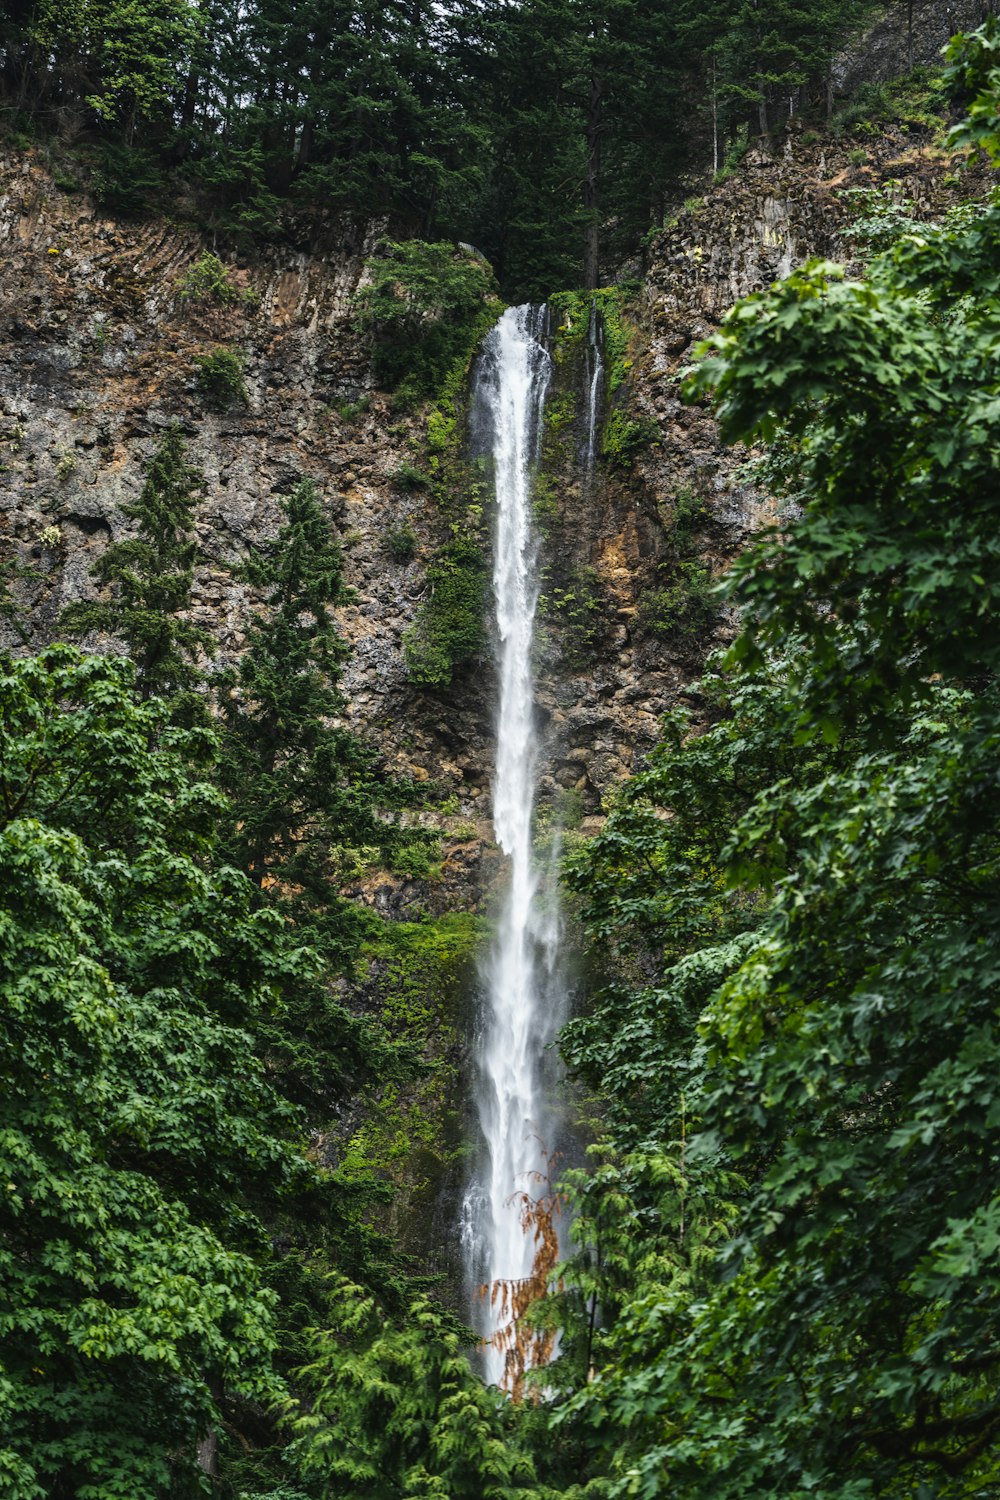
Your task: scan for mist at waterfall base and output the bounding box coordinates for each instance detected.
[460,305,570,1389]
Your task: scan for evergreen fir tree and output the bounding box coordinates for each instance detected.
[60,425,208,721]
[214,478,424,1107]
[215,477,393,903]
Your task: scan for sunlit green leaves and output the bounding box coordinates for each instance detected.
[0,648,308,1494]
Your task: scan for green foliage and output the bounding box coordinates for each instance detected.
[544,391,576,437]
[52,167,82,194]
[830,78,894,135]
[288,1280,538,1498]
[336,914,481,1228]
[337,395,371,422]
[178,252,254,307]
[31,0,200,131]
[638,559,716,639]
[391,460,430,491]
[546,287,641,509]
[561,667,808,1143]
[216,479,415,926]
[366,915,482,1038]
[0,647,310,1496]
[90,140,167,217]
[946,17,1000,160]
[684,250,1000,719]
[600,409,658,467]
[194,346,248,410]
[403,536,488,688]
[59,425,208,719]
[639,491,719,641]
[3,0,882,298]
[549,286,632,394]
[712,128,750,186]
[354,241,500,405]
[213,474,429,1120]
[831,67,950,139]
[547,565,607,665]
[206,480,430,1483]
[839,180,931,251]
[385,520,419,563]
[546,1145,744,1486]
[711,0,877,138]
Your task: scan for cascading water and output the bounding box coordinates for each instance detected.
[583,298,604,480]
[461,304,563,1386]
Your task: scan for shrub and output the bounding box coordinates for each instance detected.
[385,521,418,563]
[830,81,893,137]
[178,252,254,307]
[90,141,164,217]
[354,239,500,403]
[337,394,370,421]
[639,559,718,639]
[194,347,248,410]
[403,536,487,687]
[602,408,659,467]
[548,565,607,663]
[390,460,428,491]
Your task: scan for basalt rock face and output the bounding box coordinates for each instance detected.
[0,154,491,828]
[0,106,993,837]
[836,0,987,92]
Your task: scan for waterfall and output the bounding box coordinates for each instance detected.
[583,298,604,480]
[461,304,563,1387]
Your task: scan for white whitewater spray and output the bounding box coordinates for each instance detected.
[462,305,562,1386]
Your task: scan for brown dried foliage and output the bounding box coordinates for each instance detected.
[482,1161,565,1404]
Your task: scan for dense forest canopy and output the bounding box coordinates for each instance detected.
[2,0,877,293]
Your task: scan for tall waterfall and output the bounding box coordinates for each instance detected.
[462,304,562,1386]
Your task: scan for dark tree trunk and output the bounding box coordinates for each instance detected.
[583,70,601,291]
[711,57,718,173]
[907,0,914,72]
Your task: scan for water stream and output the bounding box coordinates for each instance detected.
[583,298,604,481]
[461,304,562,1385]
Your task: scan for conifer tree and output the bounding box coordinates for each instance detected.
[60,426,208,721]
[217,478,384,903]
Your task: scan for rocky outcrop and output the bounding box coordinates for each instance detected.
[835,0,988,92]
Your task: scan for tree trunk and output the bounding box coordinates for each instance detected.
[179,0,210,131]
[197,1381,223,1481]
[907,0,914,72]
[711,57,718,174]
[196,1429,219,1480]
[583,70,601,291]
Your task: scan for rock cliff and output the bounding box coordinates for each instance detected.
[1,71,991,831]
